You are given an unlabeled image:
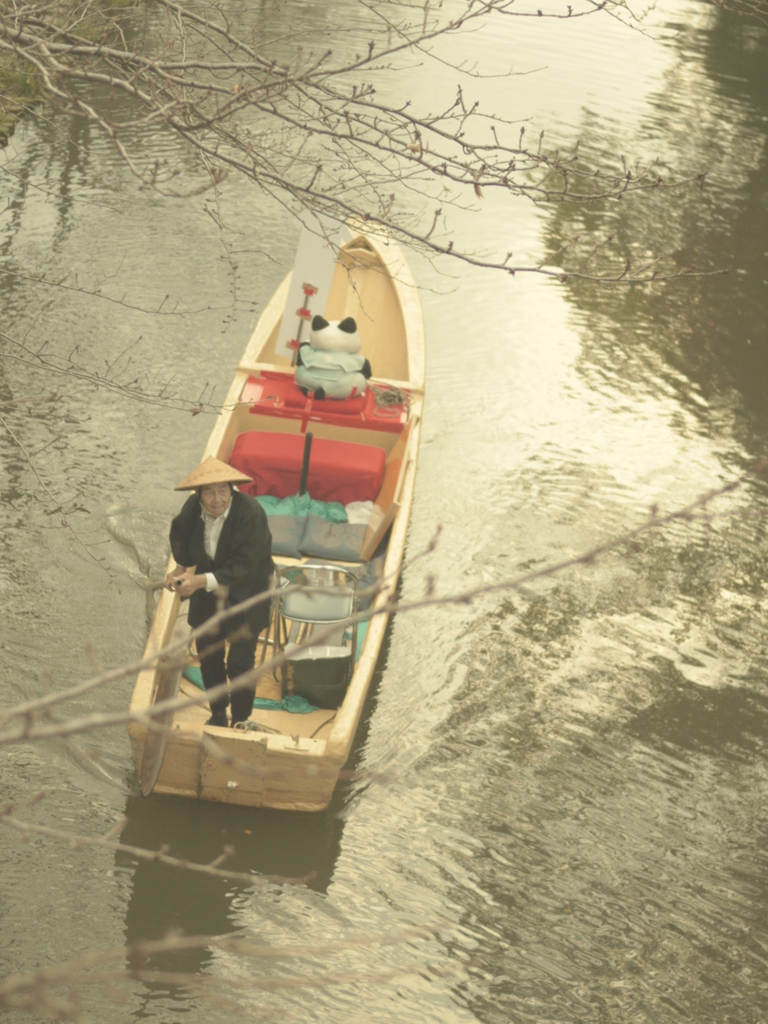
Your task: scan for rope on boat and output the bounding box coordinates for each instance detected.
[234,719,281,734]
[310,712,337,738]
[369,381,410,417]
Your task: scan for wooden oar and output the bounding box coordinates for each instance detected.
[144,577,165,625]
[139,612,187,797]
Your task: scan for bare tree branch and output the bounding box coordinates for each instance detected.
[0,809,314,886]
[0,410,117,581]
[1,458,765,748]
[0,922,452,1016]
[2,330,223,414]
[0,266,244,316]
[0,0,720,282]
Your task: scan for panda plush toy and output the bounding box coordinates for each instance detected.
[295,315,372,400]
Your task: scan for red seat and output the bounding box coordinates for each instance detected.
[241,371,406,433]
[229,431,386,506]
[310,392,367,414]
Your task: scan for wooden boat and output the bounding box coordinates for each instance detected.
[128,227,424,811]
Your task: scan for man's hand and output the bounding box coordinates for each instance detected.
[171,572,206,598]
[164,568,184,592]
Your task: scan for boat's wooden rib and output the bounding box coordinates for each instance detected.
[128,229,424,811]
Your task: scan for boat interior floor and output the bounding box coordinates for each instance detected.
[173,630,339,741]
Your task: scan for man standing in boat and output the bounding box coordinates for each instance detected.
[164,457,274,728]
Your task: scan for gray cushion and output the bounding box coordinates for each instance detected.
[298,514,367,562]
[268,515,306,559]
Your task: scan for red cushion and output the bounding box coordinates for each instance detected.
[280,379,367,413]
[229,431,386,506]
[282,387,311,409]
[241,372,407,434]
[310,392,367,414]
[242,371,366,413]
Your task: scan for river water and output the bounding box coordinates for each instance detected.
[1,1,768,1021]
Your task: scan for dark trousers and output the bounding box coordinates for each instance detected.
[197,619,259,723]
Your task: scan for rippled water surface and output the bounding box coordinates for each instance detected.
[2,1,768,1021]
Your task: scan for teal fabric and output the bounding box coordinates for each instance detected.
[183,665,205,687]
[256,493,347,523]
[355,619,369,657]
[252,695,318,714]
[182,665,319,713]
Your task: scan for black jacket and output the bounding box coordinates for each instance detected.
[169,490,274,636]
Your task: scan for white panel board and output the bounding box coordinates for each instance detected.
[274,214,354,361]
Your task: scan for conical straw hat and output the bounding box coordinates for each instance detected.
[174,456,252,491]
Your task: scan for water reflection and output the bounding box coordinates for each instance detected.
[115,615,392,1003]
[118,795,344,984]
[626,674,768,760]
[543,4,768,435]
